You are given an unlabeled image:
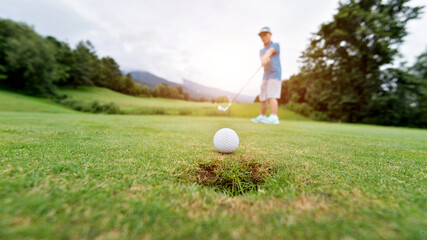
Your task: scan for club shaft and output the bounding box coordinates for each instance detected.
[231,66,262,103]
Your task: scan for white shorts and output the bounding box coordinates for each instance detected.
[259,79,281,102]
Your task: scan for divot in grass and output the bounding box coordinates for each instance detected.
[190,156,274,196]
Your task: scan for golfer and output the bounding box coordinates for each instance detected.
[251,27,282,124]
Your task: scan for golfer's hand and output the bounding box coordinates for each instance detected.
[260,56,270,66]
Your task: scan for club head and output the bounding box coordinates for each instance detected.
[218,102,231,112]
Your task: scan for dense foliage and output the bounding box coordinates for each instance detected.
[280,0,425,127]
[0,20,58,96]
[153,84,190,100]
[0,18,185,100]
[212,96,230,103]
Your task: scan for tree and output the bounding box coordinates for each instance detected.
[0,18,156,99]
[280,73,308,105]
[153,83,168,98]
[123,74,134,94]
[409,49,427,127]
[412,49,427,79]
[299,0,423,122]
[46,36,74,86]
[69,41,99,87]
[366,67,421,126]
[95,57,122,89]
[153,83,187,99]
[133,82,152,97]
[199,97,208,102]
[0,19,58,96]
[0,65,7,81]
[214,96,229,103]
[0,19,16,84]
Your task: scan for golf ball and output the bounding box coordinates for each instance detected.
[213,128,239,153]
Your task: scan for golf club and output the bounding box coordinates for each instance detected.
[218,65,262,112]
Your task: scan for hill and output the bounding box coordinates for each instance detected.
[0,89,75,113]
[182,78,255,103]
[129,71,180,89]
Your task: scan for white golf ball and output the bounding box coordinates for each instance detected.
[213,128,239,153]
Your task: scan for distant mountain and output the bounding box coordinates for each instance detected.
[129,71,180,90]
[182,79,255,103]
[128,70,255,103]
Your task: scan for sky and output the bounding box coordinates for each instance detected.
[1,0,426,96]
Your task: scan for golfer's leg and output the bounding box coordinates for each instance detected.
[261,101,268,115]
[269,98,278,115]
[259,80,268,116]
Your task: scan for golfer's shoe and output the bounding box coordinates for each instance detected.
[251,115,266,123]
[260,116,280,125]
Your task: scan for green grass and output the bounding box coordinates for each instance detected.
[0,86,308,120]
[1,111,426,239]
[59,86,308,120]
[0,89,75,113]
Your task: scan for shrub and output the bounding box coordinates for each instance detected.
[56,98,121,114]
[179,109,192,115]
[286,101,312,116]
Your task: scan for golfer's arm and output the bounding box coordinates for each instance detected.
[262,48,276,59]
[260,48,276,66]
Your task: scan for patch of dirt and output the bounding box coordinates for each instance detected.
[193,156,274,195]
[248,162,272,184]
[198,163,218,184]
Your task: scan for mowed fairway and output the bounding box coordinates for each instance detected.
[0,111,426,239]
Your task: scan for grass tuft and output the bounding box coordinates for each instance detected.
[190,156,274,196]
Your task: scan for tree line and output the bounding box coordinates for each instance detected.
[0,18,190,100]
[279,0,426,128]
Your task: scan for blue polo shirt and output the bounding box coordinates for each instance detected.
[259,42,281,80]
